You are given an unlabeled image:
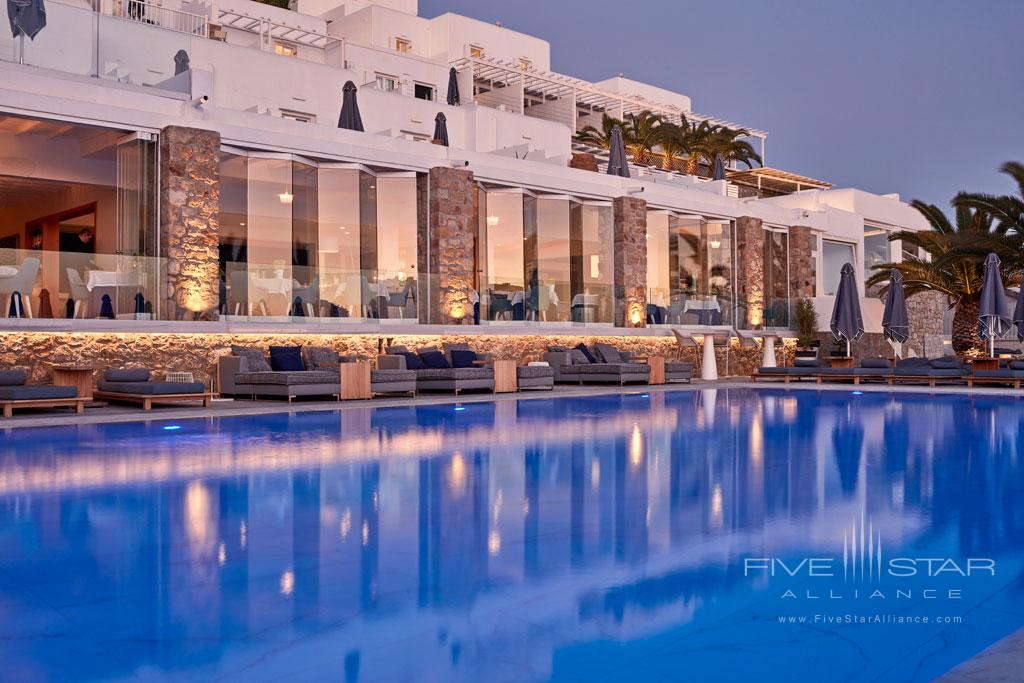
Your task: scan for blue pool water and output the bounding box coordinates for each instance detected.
[0,388,1023,682]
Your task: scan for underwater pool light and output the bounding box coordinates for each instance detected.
[851,391,864,396]
[162,425,182,431]
[453,406,466,412]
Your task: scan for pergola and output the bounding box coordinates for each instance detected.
[726,167,831,194]
[450,54,768,161]
[216,7,339,49]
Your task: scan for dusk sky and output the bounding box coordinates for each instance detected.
[420,0,1023,208]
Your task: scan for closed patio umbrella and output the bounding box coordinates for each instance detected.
[881,269,909,355]
[446,67,460,106]
[712,153,726,181]
[338,81,364,132]
[432,112,449,146]
[1013,280,1024,342]
[977,252,1011,357]
[8,0,45,40]
[606,124,630,178]
[829,262,864,357]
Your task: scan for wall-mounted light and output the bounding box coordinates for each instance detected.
[278,191,294,204]
[486,215,499,227]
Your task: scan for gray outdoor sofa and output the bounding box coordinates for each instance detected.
[380,344,495,394]
[219,345,416,400]
[542,343,650,385]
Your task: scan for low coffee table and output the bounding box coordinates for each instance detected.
[339,362,372,400]
[829,357,855,370]
[52,365,100,405]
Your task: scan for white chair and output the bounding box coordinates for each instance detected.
[66,268,90,318]
[0,258,40,319]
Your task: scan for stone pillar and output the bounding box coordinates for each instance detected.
[613,196,647,328]
[735,216,764,328]
[906,290,947,357]
[789,225,816,299]
[421,167,478,324]
[160,125,220,320]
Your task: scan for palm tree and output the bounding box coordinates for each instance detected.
[574,114,622,151]
[697,126,762,176]
[620,111,664,165]
[866,201,1015,354]
[955,161,1024,268]
[678,115,719,175]
[655,121,689,170]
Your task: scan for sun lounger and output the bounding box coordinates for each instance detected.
[95,368,210,410]
[968,360,1024,388]
[888,357,969,386]
[0,369,84,417]
[815,358,894,384]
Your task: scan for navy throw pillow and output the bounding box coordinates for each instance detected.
[269,345,304,372]
[450,349,478,368]
[861,358,891,369]
[397,352,425,370]
[418,350,451,369]
[104,368,151,382]
[574,343,597,364]
[0,369,27,386]
[930,356,963,369]
[793,358,819,368]
[1009,360,1024,371]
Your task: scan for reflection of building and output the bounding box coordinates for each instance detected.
[1,0,934,356]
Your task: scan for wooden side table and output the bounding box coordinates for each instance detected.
[829,357,855,369]
[476,359,518,393]
[972,357,1000,372]
[339,362,372,400]
[645,356,666,385]
[51,365,98,401]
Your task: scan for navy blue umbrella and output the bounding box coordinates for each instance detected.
[8,0,45,40]
[432,112,449,146]
[1013,279,1024,342]
[829,262,864,357]
[446,67,460,106]
[881,269,910,347]
[712,153,726,181]
[977,252,1011,357]
[606,124,630,178]
[338,81,364,132]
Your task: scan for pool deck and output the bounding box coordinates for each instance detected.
[939,627,1024,682]
[0,378,1021,430]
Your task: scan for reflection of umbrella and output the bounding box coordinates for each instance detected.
[712,153,726,181]
[1013,279,1024,342]
[881,269,909,355]
[832,418,864,497]
[829,262,864,356]
[432,112,449,146]
[978,252,1011,357]
[8,0,46,40]
[606,124,630,178]
[446,67,460,106]
[338,81,364,132]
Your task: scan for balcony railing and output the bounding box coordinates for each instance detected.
[105,0,208,37]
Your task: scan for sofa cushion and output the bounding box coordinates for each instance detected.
[302,345,340,371]
[930,356,963,369]
[231,345,272,373]
[574,343,597,363]
[0,385,77,400]
[896,357,930,369]
[665,362,694,372]
[547,345,569,352]
[575,363,649,375]
[269,346,304,372]
[517,365,554,379]
[104,368,150,383]
[594,343,623,364]
[0,369,27,386]
[419,350,451,369]
[794,358,819,368]
[396,352,425,370]
[97,381,205,395]
[370,369,417,383]
[416,367,493,380]
[1009,360,1024,371]
[861,358,891,369]
[387,345,410,354]
[236,370,338,386]
[450,349,478,368]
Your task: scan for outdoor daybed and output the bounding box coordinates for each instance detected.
[887,357,969,386]
[815,358,894,384]
[380,345,495,394]
[750,356,827,383]
[968,359,1024,389]
[94,368,210,410]
[542,343,650,385]
[0,369,84,417]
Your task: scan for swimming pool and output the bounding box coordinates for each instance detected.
[0,388,1021,682]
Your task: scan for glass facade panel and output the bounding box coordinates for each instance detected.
[317,168,366,318]
[479,191,527,321]
[763,231,789,328]
[220,152,249,315]
[646,212,671,316]
[571,203,613,323]
[863,224,890,287]
[822,239,856,296]
[247,157,294,316]
[706,220,733,325]
[376,175,418,319]
[528,197,572,322]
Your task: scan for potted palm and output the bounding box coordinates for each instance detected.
[794,298,819,361]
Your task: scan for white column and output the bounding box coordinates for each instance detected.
[701,333,718,380]
[761,335,778,368]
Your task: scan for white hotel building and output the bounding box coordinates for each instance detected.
[0,0,938,371]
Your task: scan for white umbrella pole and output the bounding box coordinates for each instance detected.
[846,339,851,357]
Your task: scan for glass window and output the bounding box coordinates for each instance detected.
[479,190,527,322]
[246,157,294,316]
[413,83,433,101]
[274,41,297,57]
[517,57,532,70]
[317,168,374,319]
[376,175,418,319]
[646,212,671,313]
[468,45,484,58]
[706,220,733,325]
[863,225,890,282]
[529,197,572,322]
[571,203,613,323]
[395,37,412,54]
[763,230,789,328]
[375,74,398,92]
[822,239,856,296]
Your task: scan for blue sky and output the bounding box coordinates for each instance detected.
[420,0,1023,207]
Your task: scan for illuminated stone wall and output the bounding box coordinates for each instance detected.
[0,332,795,388]
[160,125,221,321]
[422,167,478,324]
[613,196,648,328]
[735,216,765,327]
[789,225,816,298]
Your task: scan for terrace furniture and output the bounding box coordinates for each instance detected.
[969,359,1024,389]
[380,344,495,395]
[887,356,969,387]
[665,361,694,383]
[66,269,90,318]
[815,358,894,385]
[0,369,84,417]
[51,365,99,402]
[94,368,210,410]
[0,257,40,318]
[751,348,827,383]
[542,343,650,386]
[339,361,371,400]
[516,364,554,390]
[476,358,518,393]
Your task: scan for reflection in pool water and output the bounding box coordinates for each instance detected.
[0,389,1022,681]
